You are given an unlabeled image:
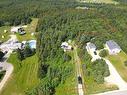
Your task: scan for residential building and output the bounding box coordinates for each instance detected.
[61,42,72,52]
[86,42,96,54]
[106,40,121,55]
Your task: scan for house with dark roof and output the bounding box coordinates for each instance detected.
[106,40,121,55]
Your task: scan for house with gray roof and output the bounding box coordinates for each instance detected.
[106,40,121,55]
[86,42,96,53]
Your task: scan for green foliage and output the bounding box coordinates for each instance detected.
[63,53,72,62]
[99,49,108,57]
[16,48,24,61]
[124,60,127,66]
[0,70,6,80]
[0,51,4,61]
[86,59,110,84]
[23,45,33,57]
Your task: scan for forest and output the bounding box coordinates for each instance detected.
[1,0,127,95]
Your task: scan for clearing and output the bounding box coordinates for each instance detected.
[1,54,40,95]
[16,18,38,42]
[107,51,127,82]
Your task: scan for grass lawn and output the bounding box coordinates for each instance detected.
[79,0,118,4]
[84,76,118,95]
[107,51,127,82]
[1,53,40,95]
[0,26,11,42]
[16,18,38,42]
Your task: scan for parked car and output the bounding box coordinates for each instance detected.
[94,51,97,55]
[78,76,82,84]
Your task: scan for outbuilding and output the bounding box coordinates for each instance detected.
[106,40,121,55]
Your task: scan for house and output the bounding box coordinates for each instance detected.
[106,40,121,55]
[61,42,72,52]
[86,42,96,54]
[86,42,101,62]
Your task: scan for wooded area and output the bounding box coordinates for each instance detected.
[1,0,127,95]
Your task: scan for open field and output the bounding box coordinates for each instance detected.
[79,0,118,4]
[107,51,127,82]
[0,26,11,42]
[1,54,40,95]
[16,18,38,42]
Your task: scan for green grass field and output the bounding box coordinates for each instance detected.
[16,18,38,42]
[79,0,118,4]
[1,53,40,95]
[0,26,11,42]
[107,51,127,82]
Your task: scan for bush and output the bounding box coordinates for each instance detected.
[124,61,127,66]
[63,54,71,62]
[0,51,5,61]
[99,49,108,57]
[86,59,110,84]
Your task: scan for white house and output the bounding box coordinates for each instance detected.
[106,40,121,55]
[61,42,72,52]
[86,42,96,54]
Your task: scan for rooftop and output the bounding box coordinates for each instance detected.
[106,40,121,50]
[86,42,96,49]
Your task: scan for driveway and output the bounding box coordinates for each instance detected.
[104,59,127,90]
[0,61,13,92]
[89,50,127,94]
[0,35,16,92]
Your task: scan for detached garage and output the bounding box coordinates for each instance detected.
[106,40,121,55]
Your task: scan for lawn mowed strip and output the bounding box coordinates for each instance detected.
[107,51,127,82]
[1,53,40,95]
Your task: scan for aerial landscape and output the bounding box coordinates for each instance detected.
[0,0,127,95]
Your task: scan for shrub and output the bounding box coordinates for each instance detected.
[124,61,127,66]
[63,54,71,62]
[99,49,108,57]
[0,51,5,61]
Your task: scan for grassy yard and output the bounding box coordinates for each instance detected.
[84,76,118,95]
[107,51,127,82]
[16,18,38,42]
[1,53,40,95]
[0,26,11,42]
[79,0,118,4]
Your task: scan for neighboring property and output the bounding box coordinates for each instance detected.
[86,42,96,54]
[11,26,26,35]
[86,42,101,62]
[106,40,121,55]
[61,42,72,52]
